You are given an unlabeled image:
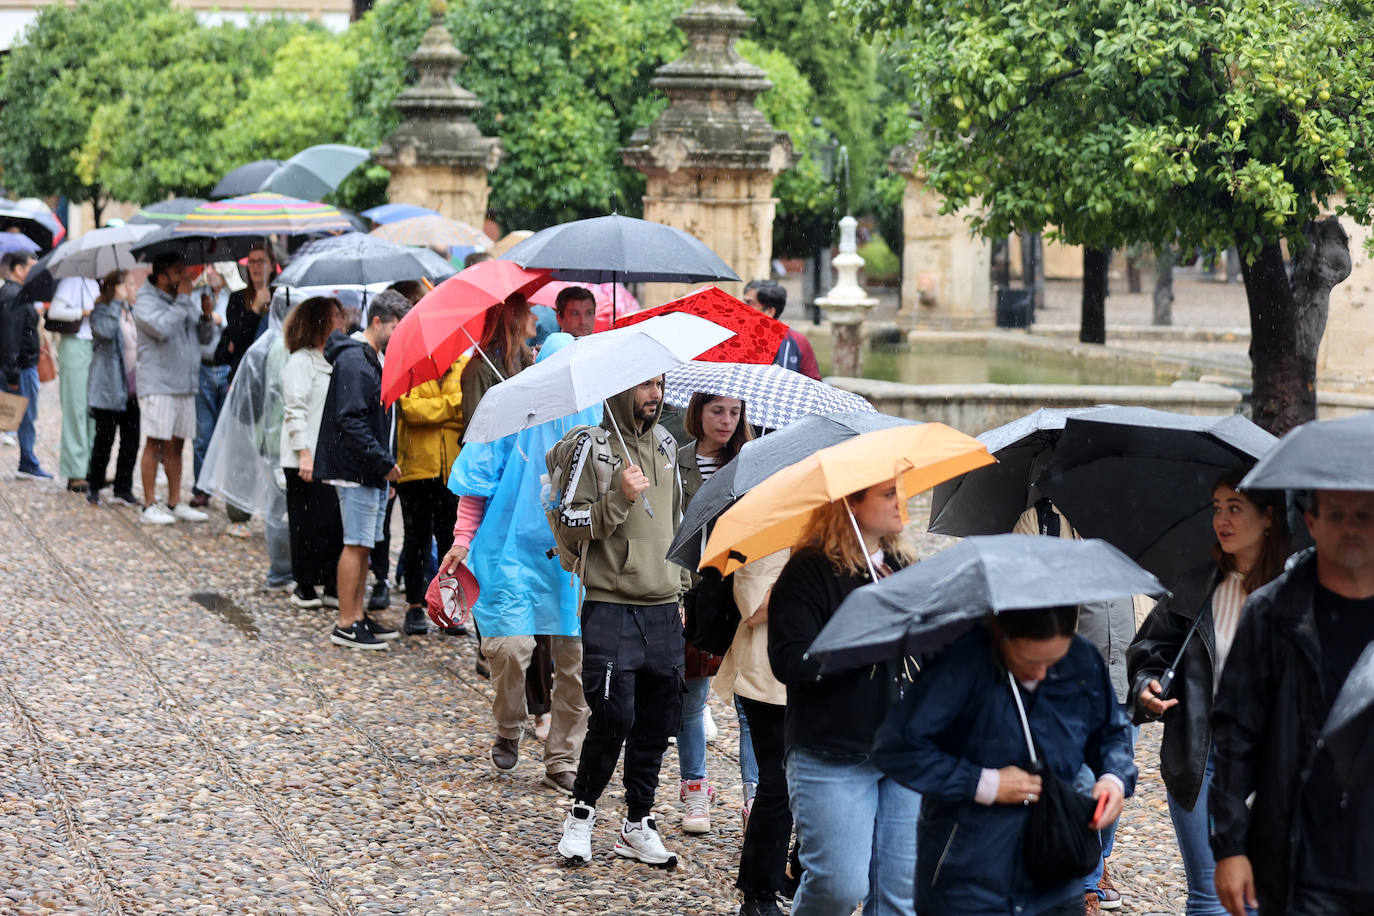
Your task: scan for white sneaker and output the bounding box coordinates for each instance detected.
[615,815,678,868]
[680,779,714,835]
[558,802,595,864]
[140,503,175,525]
[171,502,209,522]
[703,706,718,744]
[0,432,15,447]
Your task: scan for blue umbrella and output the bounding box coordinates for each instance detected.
[362,203,442,225]
[0,232,40,254]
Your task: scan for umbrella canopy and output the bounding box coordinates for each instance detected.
[380,260,552,406]
[48,223,158,279]
[464,312,735,444]
[131,223,265,265]
[1036,407,1277,586]
[499,214,740,286]
[615,286,787,363]
[275,232,455,289]
[488,229,533,258]
[808,535,1167,673]
[1320,642,1374,785]
[526,280,641,332]
[362,203,442,225]
[928,406,1119,536]
[127,197,209,224]
[0,233,39,254]
[173,193,355,238]
[17,247,61,302]
[211,159,284,199]
[1240,411,1374,492]
[261,144,370,201]
[701,424,995,575]
[667,411,917,570]
[371,214,493,254]
[0,198,63,249]
[665,360,874,431]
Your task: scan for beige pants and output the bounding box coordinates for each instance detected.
[480,634,588,775]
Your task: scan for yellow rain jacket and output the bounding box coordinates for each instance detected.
[397,356,469,483]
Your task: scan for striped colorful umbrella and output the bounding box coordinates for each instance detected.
[171,193,354,238]
[127,197,208,225]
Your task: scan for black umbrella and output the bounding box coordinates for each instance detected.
[210,159,283,199]
[666,411,917,570]
[808,534,1167,673]
[126,197,209,225]
[1035,407,1277,587]
[130,223,263,265]
[500,214,738,322]
[17,246,61,302]
[0,198,62,250]
[275,232,455,288]
[1320,643,1374,785]
[928,406,1119,536]
[1239,411,1374,492]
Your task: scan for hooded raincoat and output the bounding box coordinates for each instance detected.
[447,333,600,638]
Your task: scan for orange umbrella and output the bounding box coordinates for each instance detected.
[700,423,995,575]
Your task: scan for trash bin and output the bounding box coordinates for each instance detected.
[996,288,1034,328]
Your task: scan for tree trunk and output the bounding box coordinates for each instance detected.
[1240,242,1313,435]
[1080,247,1109,344]
[1153,246,1175,326]
[1127,254,1142,294]
[1021,232,1045,315]
[90,195,104,230]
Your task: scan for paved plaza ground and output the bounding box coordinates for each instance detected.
[0,383,1197,915]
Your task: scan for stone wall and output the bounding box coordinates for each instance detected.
[900,176,992,326]
[1318,214,1374,393]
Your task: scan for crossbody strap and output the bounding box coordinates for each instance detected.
[1007,670,1039,766]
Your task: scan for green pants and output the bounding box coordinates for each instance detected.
[57,335,95,480]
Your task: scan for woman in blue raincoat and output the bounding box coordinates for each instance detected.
[440,332,596,793]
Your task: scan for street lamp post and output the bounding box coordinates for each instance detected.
[809,119,839,325]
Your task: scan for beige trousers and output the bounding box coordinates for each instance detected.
[480,634,588,775]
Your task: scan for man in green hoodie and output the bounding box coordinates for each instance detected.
[555,375,688,870]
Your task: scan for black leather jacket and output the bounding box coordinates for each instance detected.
[1126,565,1220,811]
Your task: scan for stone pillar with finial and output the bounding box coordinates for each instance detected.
[621,0,795,303]
[890,107,992,327]
[375,0,502,233]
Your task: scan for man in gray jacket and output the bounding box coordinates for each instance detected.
[132,253,215,524]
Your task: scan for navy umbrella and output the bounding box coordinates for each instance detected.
[1036,407,1276,587]
[1321,643,1374,785]
[127,197,209,225]
[808,535,1167,673]
[1239,411,1374,492]
[210,159,283,199]
[666,411,917,570]
[276,232,455,288]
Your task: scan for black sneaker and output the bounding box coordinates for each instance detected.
[330,621,389,651]
[290,585,323,609]
[403,605,429,635]
[111,489,138,506]
[86,489,100,505]
[739,898,783,916]
[367,580,391,611]
[322,590,339,610]
[362,615,400,641]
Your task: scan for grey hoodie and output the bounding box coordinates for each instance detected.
[132,281,213,397]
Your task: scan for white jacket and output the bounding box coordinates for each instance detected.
[279,346,332,469]
[713,548,789,707]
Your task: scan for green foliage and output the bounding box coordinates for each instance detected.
[858,234,900,284]
[843,0,1374,257]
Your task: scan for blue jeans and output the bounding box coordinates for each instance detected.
[786,747,921,916]
[16,366,40,472]
[677,676,712,781]
[193,364,229,492]
[1168,755,1248,916]
[735,694,759,790]
[1085,713,1138,894]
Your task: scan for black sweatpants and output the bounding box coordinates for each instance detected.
[284,467,342,593]
[395,477,457,606]
[572,601,685,821]
[736,696,791,899]
[88,399,140,495]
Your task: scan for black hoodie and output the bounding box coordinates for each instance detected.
[313,330,393,488]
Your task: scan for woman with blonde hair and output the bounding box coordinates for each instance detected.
[767,482,921,916]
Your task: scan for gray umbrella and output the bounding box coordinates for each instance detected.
[666,411,917,570]
[210,159,283,199]
[1239,411,1374,492]
[808,534,1167,673]
[928,406,1118,536]
[1036,407,1277,587]
[262,144,371,201]
[276,232,455,288]
[1320,642,1374,785]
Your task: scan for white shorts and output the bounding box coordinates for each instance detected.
[139,393,195,441]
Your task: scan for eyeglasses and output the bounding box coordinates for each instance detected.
[247,257,269,266]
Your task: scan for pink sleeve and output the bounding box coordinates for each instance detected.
[453,495,487,548]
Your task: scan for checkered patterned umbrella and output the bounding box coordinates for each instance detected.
[664,361,874,431]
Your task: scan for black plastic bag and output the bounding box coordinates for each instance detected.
[682,567,741,656]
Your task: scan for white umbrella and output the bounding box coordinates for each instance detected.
[664,360,876,430]
[49,223,158,279]
[465,312,734,445]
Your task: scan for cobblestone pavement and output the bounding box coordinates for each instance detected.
[0,384,1190,914]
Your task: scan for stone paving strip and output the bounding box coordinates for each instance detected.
[0,391,1189,913]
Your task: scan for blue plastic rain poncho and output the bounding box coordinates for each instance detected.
[448,332,602,637]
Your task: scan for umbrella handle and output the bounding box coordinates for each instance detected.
[462,327,506,382]
[843,499,879,581]
[604,403,652,518]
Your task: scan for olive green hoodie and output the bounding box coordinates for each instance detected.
[556,385,688,605]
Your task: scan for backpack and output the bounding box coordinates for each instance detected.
[542,423,679,578]
[682,566,741,655]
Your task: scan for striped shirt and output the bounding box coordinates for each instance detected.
[1212,570,1249,692]
[696,452,723,483]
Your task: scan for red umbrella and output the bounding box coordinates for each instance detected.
[614,286,787,364]
[381,260,552,405]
